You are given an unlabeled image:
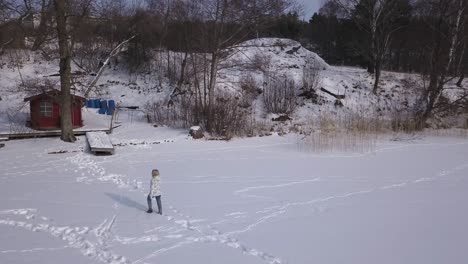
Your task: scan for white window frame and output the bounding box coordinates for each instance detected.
[40,101,53,117]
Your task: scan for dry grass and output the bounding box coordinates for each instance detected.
[298,113,380,153]
[298,111,467,153]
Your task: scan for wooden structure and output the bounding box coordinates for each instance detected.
[0,128,110,140]
[320,87,345,99]
[24,90,84,130]
[86,131,114,155]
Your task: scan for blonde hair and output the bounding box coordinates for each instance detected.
[152,169,160,177]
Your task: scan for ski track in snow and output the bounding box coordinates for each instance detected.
[225,161,468,237]
[0,246,72,254]
[0,209,129,264]
[234,178,321,194]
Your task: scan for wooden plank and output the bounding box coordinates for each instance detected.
[0,128,110,140]
[320,87,345,99]
[86,131,114,155]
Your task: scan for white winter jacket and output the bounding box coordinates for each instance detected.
[149,176,161,197]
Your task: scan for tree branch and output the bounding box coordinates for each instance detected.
[84,35,136,97]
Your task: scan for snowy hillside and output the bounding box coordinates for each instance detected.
[1,38,467,134]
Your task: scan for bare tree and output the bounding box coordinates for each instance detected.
[52,0,93,142]
[84,35,136,97]
[456,37,467,87]
[31,0,54,51]
[53,0,75,142]
[193,0,295,131]
[0,0,32,51]
[332,0,411,94]
[418,0,468,123]
[0,0,32,26]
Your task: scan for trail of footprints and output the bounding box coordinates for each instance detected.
[166,206,284,264]
[66,152,287,264]
[0,209,129,264]
[57,151,468,264]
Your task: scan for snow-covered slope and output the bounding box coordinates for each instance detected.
[1,39,467,134]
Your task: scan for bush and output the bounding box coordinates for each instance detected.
[145,91,253,139]
[263,74,297,114]
[210,93,248,138]
[144,93,197,128]
[249,53,272,72]
[302,62,322,92]
[239,75,260,108]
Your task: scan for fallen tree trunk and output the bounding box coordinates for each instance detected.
[320,87,345,99]
[84,35,136,97]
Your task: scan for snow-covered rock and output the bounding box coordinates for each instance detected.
[189,126,204,139]
[219,38,329,89]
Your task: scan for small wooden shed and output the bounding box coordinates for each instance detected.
[24,90,85,130]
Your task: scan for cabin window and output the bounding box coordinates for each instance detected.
[40,101,53,117]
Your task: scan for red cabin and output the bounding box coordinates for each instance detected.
[24,90,84,130]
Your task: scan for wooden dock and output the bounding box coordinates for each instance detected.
[0,128,110,140]
[86,131,114,155]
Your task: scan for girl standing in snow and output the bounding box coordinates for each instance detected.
[147,169,162,214]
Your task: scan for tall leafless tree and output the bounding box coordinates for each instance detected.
[193,0,295,132]
[332,0,411,94]
[53,0,75,142]
[0,0,32,52]
[419,0,468,123]
[52,0,92,142]
[31,0,53,51]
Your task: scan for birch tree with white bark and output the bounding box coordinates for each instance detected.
[418,0,468,123]
[332,0,411,94]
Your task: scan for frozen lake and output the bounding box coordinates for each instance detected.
[1,125,468,264]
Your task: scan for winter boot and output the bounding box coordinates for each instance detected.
[146,209,153,213]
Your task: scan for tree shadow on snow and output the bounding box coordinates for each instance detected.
[105,193,147,211]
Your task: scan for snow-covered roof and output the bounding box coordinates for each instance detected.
[24,89,85,102]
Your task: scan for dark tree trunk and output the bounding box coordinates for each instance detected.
[367,63,375,74]
[54,0,76,142]
[421,0,465,124]
[32,0,51,51]
[373,62,381,94]
[457,73,465,87]
[207,51,219,132]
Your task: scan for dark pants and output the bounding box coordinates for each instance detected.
[147,195,162,214]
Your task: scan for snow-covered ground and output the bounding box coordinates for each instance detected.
[1,122,468,264]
